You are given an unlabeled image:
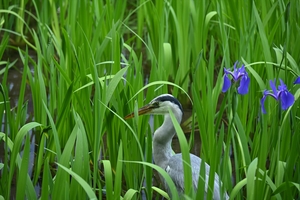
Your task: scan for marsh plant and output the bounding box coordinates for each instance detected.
[0,0,300,199]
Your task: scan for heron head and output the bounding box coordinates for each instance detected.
[124,94,183,120]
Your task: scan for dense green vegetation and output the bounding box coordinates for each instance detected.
[0,0,299,199]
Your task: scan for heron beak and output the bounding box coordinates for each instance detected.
[124,104,154,120]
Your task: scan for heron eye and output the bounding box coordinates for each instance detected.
[152,102,159,107]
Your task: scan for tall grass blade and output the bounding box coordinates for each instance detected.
[169,109,193,196]
[102,160,114,200]
[123,160,180,200]
[70,112,90,200]
[7,122,41,200]
[16,135,30,200]
[123,188,139,199]
[56,163,97,200]
[247,158,258,200]
[113,142,123,199]
[52,120,78,199]
[40,158,50,200]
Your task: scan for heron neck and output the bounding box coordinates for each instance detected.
[153,113,181,169]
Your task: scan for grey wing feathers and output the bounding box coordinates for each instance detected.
[166,154,202,193]
[166,153,229,200]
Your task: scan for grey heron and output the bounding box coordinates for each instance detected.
[125,94,229,199]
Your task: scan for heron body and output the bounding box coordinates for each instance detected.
[125,94,229,199]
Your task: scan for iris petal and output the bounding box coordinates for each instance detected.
[237,65,246,79]
[294,77,300,84]
[280,91,295,110]
[261,79,295,114]
[224,68,235,79]
[232,62,239,80]
[269,80,278,96]
[237,74,250,95]
[222,75,231,92]
[278,79,287,91]
[260,92,268,114]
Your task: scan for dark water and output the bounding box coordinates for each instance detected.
[0,54,38,198]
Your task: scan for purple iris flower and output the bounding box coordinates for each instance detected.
[222,62,250,95]
[294,76,300,84]
[261,79,295,114]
